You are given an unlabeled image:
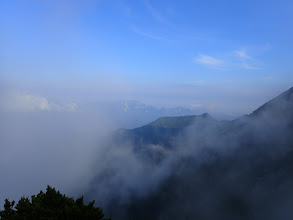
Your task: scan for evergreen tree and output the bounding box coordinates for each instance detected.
[0,186,110,220]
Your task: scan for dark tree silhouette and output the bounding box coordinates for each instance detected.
[0,186,110,220]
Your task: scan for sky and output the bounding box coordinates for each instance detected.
[1,0,293,208]
[1,0,293,114]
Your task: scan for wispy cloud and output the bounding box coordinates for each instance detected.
[143,0,169,24]
[235,49,252,59]
[166,7,175,16]
[130,26,163,40]
[194,54,225,68]
[121,4,133,17]
[194,47,265,70]
[241,64,262,70]
[234,48,262,70]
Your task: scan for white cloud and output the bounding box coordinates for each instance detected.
[0,92,78,112]
[194,46,266,70]
[242,64,262,70]
[235,49,251,59]
[130,26,163,40]
[1,92,51,112]
[234,48,262,70]
[194,54,224,67]
[143,0,168,24]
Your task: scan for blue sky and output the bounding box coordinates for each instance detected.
[1,0,293,114]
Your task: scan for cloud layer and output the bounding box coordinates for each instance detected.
[194,54,225,68]
[0,91,77,112]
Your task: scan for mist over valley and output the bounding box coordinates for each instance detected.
[1,0,293,219]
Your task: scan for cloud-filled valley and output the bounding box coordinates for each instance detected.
[1,0,293,219]
[81,87,293,219]
[1,82,293,220]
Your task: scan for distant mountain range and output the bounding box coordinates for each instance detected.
[82,100,235,128]
[115,87,293,148]
[87,87,293,220]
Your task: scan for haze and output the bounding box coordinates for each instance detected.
[1,0,293,217]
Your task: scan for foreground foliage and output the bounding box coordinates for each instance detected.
[0,186,110,220]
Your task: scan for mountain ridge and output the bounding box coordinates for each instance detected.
[87,86,293,220]
[249,86,293,118]
[147,113,214,128]
[115,86,293,148]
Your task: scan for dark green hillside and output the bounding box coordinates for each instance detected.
[91,87,293,220]
[115,113,216,149]
[148,113,213,128]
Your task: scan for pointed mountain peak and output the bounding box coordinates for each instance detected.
[278,86,293,101]
[250,86,293,117]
